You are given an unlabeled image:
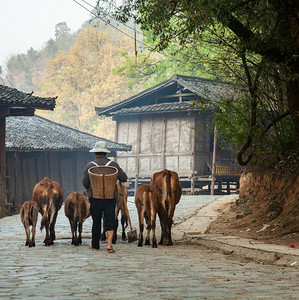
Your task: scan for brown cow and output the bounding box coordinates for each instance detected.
[113,182,133,243]
[101,182,133,243]
[20,200,39,247]
[135,184,159,248]
[151,169,182,246]
[32,177,63,246]
[64,191,90,246]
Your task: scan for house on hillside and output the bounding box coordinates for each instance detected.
[0,84,56,217]
[96,74,241,195]
[5,115,131,213]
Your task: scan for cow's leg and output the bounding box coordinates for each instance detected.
[23,221,30,246]
[121,215,127,241]
[69,219,75,244]
[78,222,83,245]
[167,217,174,246]
[113,206,120,244]
[152,217,157,248]
[163,212,170,245]
[145,213,151,246]
[42,212,52,246]
[158,210,165,245]
[49,211,58,244]
[30,220,37,247]
[137,211,144,247]
[44,221,52,246]
[158,209,169,245]
[166,208,175,246]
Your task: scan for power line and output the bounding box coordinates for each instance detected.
[73,0,190,61]
[0,77,6,85]
[73,0,148,49]
[0,65,14,87]
[73,0,206,69]
[80,0,143,36]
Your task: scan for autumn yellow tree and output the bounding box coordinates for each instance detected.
[36,23,136,140]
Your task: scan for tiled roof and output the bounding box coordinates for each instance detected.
[110,101,197,115]
[0,85,56,110]
[5,115,131,152]
[174,75,232,102]
[96,74,233,116]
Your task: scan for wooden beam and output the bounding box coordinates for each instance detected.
[0,105,10,116]
[162,115,166,169]
[135,117,141,195]
[158,92,196,99]
[191,115,196,194]
[210,126,217,195]
[0,116,7,218]
[9,107,35,116]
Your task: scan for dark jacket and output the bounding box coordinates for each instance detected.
[82,156,127,199]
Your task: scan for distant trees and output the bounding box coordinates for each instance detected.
[36,23,135,140]
[55,22,71,39]
[4,22,79,92]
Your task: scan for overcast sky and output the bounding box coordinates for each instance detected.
[0,0,97,67]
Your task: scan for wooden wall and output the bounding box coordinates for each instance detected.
[116,113,196,179]
[5,150,93,212]
[114,111,239,194]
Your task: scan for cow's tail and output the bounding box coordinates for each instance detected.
[145,186,152,221]
[40,210,48,231]
[121,215,129,229]
[40,192,58,231]
[68,201,79,228]
[165,169,172,199]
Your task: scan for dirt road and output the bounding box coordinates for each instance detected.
[0,195,298,299]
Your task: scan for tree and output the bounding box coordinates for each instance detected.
[4,22,79,92]
[96,0,298,166]
[55,22,71,39]
[36,23,135,139]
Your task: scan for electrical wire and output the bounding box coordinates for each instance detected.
[73,0,224,81]
[0,65,14,87]
[73,0,148,49]
[73,0,204,66]
[80,0,143,36]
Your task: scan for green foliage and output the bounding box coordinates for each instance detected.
[55,22,71,39]
[96,0,298,168]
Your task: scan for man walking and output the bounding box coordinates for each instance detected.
[82,141,127,252]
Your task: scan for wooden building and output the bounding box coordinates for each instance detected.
[96,74,241,195]
[5,115,131,214]
[0,84,56,218]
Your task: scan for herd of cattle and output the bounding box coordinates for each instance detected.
[20,169,182,249]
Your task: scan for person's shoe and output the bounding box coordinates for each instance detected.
[90,244,99,251]
[107,248,115,253]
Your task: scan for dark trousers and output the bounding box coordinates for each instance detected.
[89,198,116,249]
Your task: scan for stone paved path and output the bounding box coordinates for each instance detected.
[1,196,299,299]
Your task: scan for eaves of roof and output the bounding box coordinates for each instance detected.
[109,101,200,116]
[0,85,56,110]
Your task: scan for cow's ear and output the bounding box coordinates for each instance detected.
[83,191,87,197]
